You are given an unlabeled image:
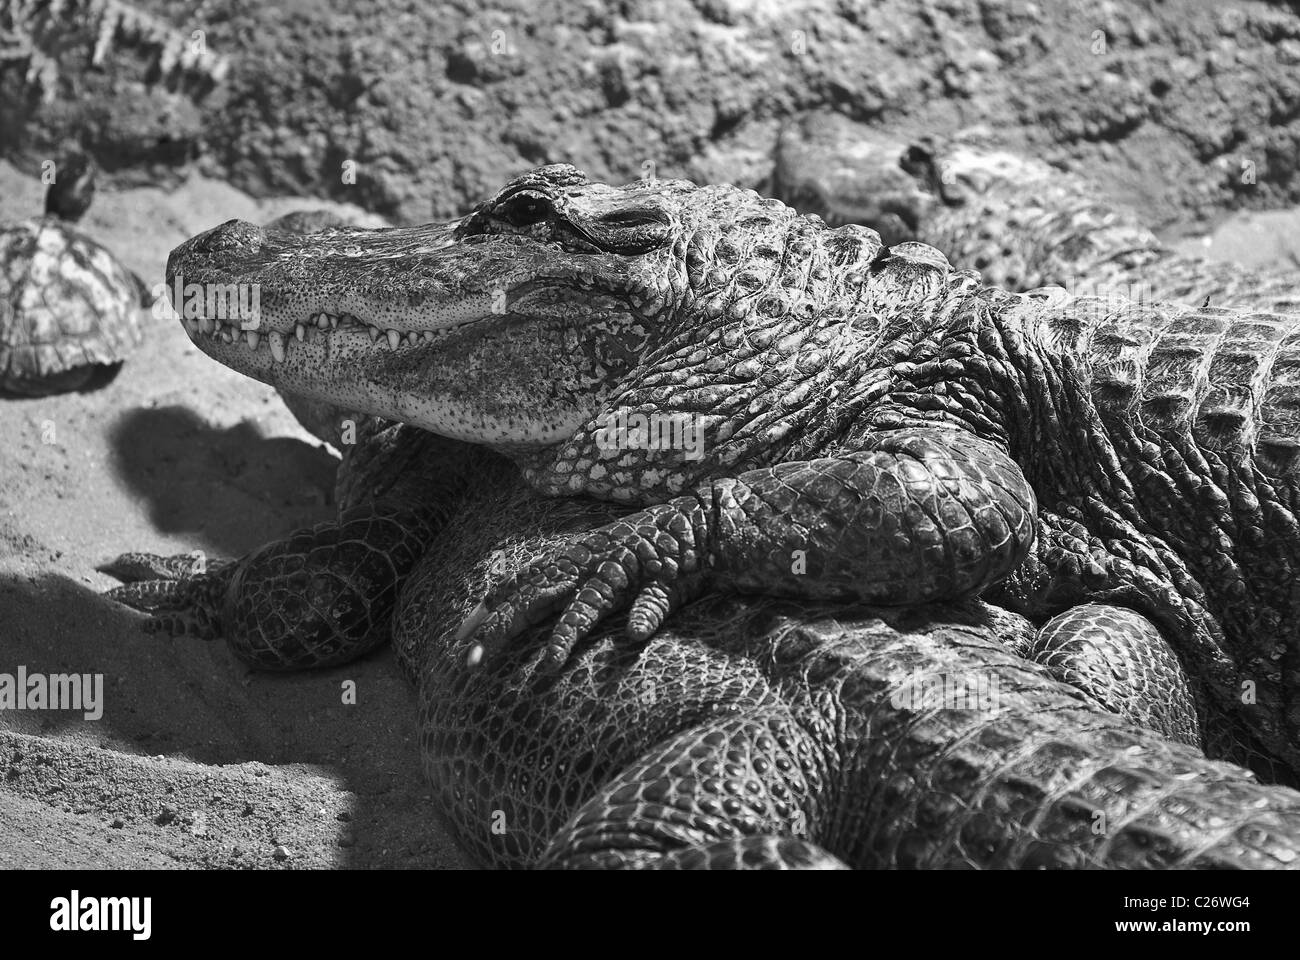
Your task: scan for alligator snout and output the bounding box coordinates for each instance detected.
[165,220,269,310]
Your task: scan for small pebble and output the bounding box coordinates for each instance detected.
[273,844,291,861]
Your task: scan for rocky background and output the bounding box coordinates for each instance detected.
[2,0,1300,869]
[6,0,1300,228]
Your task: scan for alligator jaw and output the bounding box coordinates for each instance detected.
[166,218,652,448]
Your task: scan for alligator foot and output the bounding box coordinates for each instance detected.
[458,499,710,671]
[463,430,1038,672]
[100,550,230,584]
[100,551,230,640]
[101,500,445,670]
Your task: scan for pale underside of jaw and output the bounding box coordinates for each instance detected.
[181,310,469,363]
[179,298,605,448]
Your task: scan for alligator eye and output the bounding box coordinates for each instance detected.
[497,192,553,228]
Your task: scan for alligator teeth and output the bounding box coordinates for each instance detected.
[183,317,200,336]
[245,330,260,350]
[332,315,343,329]
[294,323,306,341]
[268,331,286,363]
[368,325,382,342]
[406,331,420,346]
[221,329,234,343]
[423,331,436,343]
[386,329,401,349]
[199,317,214,335]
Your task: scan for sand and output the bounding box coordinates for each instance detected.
[0,160,467,868]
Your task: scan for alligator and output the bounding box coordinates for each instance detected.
[104,163,1300,865]
[772,112,1300,312]
[104,415,1300,868]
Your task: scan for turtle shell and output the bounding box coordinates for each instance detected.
[0,218,146,396]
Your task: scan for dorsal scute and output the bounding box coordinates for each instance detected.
[1083,298,1174,420]
[1136,306,1233,432]
[1255,321,1300,473]
[1196,313,1295,451]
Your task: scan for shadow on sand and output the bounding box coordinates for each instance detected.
[0,570,462,867]
[107,405,339,558]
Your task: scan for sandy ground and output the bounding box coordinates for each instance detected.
[0,156,1296,870]
[0,160,468,869]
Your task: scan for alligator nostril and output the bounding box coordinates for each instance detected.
[190,219,266,254]
[167,220,267,299]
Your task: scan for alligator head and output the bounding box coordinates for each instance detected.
[167,165,677,450]
[167,163,895,500]
[772,113,940,245]
[771,114,1167,293]
[774,114,1075,238]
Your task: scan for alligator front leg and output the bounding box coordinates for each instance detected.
[105,425,503,671]
[460,429,1037,668]
[103,500,447,670]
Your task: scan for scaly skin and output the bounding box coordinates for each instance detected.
[771,112,1300,310]
[110,418,1300,868]
[772,119,1300,775]
[406,436,1300,869]
[106,165,1300,860]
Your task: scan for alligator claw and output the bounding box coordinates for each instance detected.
[458,601,493,666]
[460,558,605,670]
[99,550,233,641]
[460,505,707,671]
[99,551,231,583]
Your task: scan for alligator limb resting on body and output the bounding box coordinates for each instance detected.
[106,163,1300,865]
